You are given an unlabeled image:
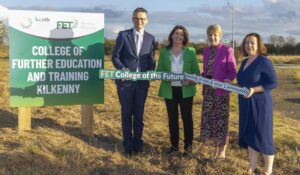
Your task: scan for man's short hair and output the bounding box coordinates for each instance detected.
[132,7,148,17]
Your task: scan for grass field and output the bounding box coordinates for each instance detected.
[268,55,300,64]
[0,49,299,174]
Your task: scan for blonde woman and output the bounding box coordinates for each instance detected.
[199,24,236,160]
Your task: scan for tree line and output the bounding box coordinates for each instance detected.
[105,35,300,57]
[1,21,299,56]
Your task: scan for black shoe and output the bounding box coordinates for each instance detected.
[183,145,192,157]
[166,147,179,155]
[123,149,132,157]
[254,168,259,175]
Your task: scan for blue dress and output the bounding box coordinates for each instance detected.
[237,55,277,155]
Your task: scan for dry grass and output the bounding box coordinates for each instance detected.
[0,49,300,174]
[0,44,8,59]
[295,71,300,88]
[268,55,300,64]
[296,71,300,79]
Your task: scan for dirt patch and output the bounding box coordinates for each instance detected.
[273,68,300,120]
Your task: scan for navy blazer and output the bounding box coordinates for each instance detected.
[112,28,156,88]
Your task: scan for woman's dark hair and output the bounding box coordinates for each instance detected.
[240,33,267,57]
[166,25,189,49]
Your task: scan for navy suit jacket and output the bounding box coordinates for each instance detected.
[112,28,156,88]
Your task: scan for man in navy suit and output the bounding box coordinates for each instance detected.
[112,7,156,156]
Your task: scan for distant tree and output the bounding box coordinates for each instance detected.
[269,34,285,47]
[161,39,168,48]
[154,41,160,50]
[102,38,300,56]
[269,34,277,47]
[193,42,208,55]
[281,44,295,54]
[277,35,285,47]
[104,38,115,55]
[0,21,7,44]
[229,40,238,49]
[296,43,300,54]
[286,35,297,46]
[265,44,277,55]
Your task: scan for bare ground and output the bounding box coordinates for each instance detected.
[273,68,300,120]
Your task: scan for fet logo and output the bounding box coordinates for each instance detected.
[57,20,78,29]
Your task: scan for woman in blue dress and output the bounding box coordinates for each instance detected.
[237,33,277,175]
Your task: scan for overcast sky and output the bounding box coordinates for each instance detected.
[0,0,299,44]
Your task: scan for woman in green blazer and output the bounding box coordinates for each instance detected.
[156,25,200,156]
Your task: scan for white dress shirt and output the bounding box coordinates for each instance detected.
[133,28,144,57]
[171,49,184,87]
[133,28,144,72]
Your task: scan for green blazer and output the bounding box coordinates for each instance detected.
[156,47,200,99]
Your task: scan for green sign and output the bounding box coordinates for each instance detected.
[99,69,185,81]
[9,10,104,107]
[99,69,249,96]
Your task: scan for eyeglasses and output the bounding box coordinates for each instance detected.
[133,17,147,21]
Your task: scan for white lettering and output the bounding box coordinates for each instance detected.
[27,72,46,82]
[32,46,72,56]
[48,72,89,81]
[55,59,102,69]
[36,84,80,94]
[11,59,53,69]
